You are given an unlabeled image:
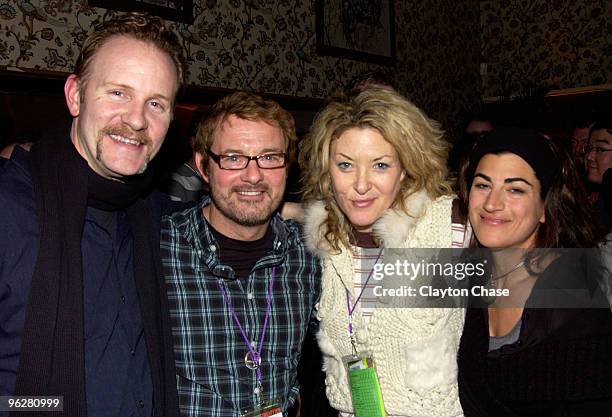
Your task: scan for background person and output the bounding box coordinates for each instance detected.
[586,118,612,232]
[448,110,495,175]
[158,109,208,203]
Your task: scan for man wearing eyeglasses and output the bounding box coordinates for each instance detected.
[586,120,612,185]
[585,119,612,232]
[160,92,320,417]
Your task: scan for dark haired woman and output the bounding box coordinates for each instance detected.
[457,127,612,416]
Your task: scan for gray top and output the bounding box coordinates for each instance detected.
[488,318,522,351]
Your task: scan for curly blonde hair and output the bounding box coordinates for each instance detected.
[299,87,452,251]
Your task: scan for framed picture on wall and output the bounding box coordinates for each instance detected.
[316,0,396,66]
[88,0,194,24]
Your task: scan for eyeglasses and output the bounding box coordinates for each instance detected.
[585,145,612,155]
[206,149,287,170]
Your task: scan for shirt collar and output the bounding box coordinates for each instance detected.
[186,196,293,279]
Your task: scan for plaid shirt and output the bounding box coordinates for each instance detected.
[161,198,320,417]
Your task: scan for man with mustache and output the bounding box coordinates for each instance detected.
[161,92,320,417]
[0,13,183,417]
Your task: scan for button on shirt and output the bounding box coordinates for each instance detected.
[161,198,320,417]
[0,148,152,417]
[83,208,152,417]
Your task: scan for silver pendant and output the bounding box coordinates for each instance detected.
[244,351,261,370]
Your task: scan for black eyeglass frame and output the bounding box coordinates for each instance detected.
[206,149,288,170]
[585,145,612,155]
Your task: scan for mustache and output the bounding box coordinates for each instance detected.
[102,125,151,146]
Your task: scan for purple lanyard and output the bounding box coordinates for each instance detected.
[345,248,383,355]
[216,267,276,401]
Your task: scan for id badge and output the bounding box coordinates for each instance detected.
[241,399,283,417]
[343,354,386,417]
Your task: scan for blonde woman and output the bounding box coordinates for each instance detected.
[300,87,464,417]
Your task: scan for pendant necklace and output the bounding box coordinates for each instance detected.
[491,259,525,281]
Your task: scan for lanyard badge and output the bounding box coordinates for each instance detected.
[343,248,386,417]
[342,355,386,417]
[241,400,283,417]
[218,267,283,415]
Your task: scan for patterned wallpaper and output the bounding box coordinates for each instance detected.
[394,0,481,132]
[0,0,480,135]
[480,0,612,99]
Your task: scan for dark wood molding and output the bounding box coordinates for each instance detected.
[88,0,194,24]
[0,68,66,97]
[0,68,324,112]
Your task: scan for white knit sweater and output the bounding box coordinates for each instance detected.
[304,192,464,417]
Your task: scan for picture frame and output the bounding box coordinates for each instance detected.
[88,0,194,24]
[316,0,396,66]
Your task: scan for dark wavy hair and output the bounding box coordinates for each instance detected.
[459,130,602,248]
